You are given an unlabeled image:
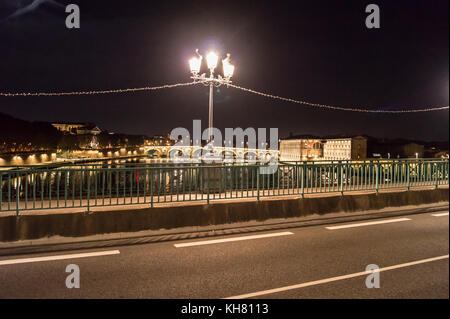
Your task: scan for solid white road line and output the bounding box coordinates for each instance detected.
[224,254,449,299]
[174,232,294,248]
[0,250,120,266]
[325,218,411,230]
[432,212,449,217]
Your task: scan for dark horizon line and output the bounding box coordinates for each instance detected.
[1,110,448,146]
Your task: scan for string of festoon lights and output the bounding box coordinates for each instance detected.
[0,80,448,113]
[226,83,449,113]
[0,82,198,97]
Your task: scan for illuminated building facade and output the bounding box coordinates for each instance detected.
[279,138,324,161]
[51,122,101,135]
[323,137,367,160]
[280,136,367,161]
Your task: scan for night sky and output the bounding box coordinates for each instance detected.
[0,0,448,141]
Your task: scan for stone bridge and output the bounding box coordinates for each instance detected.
[143,145,279,161]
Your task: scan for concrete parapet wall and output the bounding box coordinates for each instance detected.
[0,188,448,242]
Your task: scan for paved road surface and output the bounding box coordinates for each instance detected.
[0,210,448,298]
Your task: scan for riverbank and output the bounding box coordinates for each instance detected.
[0,154,150,169]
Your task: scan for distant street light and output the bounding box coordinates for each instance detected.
[189,49,235,143]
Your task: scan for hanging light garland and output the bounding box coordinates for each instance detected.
[1,81,448,113]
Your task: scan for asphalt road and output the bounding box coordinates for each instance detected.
[0,210,448,299]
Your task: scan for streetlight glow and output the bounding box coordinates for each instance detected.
[222,53,235,79]
[206,52,219,71]
[223,62,235,78]
[189,57,202,74]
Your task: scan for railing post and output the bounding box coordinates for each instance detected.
[375,161,379,194]
[257,168,260,201]
[447,159,450,186]
[0,172,3,213]
[207,167,210,204]
[339,162,343,196]
[301,163,305,198]
[87,168,90,213]
[16,171,20,216]
[435,162,439,189]
[150,168,154,208]
[407,161,410,190]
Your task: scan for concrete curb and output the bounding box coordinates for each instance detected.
[0,188,448,243]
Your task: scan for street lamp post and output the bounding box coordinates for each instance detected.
[189,49,235,143]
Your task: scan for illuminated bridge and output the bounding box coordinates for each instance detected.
[142,145,280,161]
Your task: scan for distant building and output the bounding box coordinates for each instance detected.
[280,136,367,161]
[52,122,101,136]
[323,137,367,160]
[52,122,101,150]
[146,134,173,146]
[279,138,323,161]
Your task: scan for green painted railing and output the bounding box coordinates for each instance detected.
[0,159,448,214]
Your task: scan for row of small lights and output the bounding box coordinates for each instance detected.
[11,153,56,159]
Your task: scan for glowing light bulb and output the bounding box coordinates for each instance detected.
[189,57,201,74]
[223,61,235,78]
[206,52,218,71]
[222,53,235,78]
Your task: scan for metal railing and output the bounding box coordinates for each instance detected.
[1,159,448,214]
